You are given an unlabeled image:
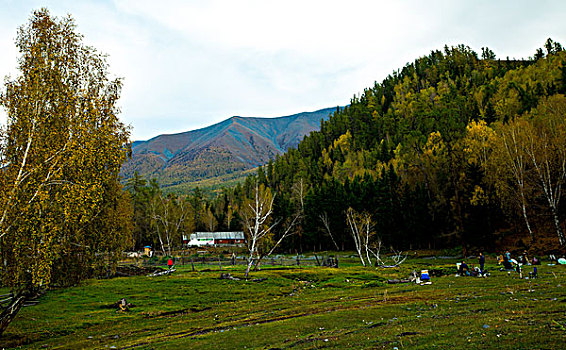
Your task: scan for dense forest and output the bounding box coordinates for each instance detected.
[128,39,566,255]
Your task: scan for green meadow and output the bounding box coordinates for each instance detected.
[2,256,566,349]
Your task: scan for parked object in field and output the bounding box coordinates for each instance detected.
[144,246,152,257]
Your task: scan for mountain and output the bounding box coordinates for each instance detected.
[121,107,338,191]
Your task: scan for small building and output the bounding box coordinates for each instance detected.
[183,232,245,247]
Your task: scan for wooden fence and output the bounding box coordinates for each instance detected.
[139,255,339,269]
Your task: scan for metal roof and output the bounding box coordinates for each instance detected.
[190,232,244,240]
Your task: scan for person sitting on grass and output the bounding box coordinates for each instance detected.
[522,250,530,265]
[497,255,504,265]
[502,257,513,270]
[458,261,470,276]
[470,265,481,277]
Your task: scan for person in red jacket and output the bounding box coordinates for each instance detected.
[167,257,173,270]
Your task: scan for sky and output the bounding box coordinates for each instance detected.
[1,1,565,141]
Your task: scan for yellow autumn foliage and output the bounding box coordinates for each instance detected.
[0,9,132,292]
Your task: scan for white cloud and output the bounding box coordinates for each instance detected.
[1,1,566,139]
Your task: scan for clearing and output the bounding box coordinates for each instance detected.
[2,255,565,349]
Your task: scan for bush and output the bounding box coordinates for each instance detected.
[145,256,159,265]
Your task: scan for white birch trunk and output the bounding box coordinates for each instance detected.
[347,208,366,267]
[503,129,534,239]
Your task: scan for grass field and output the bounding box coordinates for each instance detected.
[2,255,565,349]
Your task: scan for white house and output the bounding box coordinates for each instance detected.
[183,232,245,247]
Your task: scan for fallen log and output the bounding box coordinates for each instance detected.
[148,268,176,277]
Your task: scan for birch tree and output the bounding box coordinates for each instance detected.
[346,208,381,267]
[248,178,305,272]
[487,95,566,246]
[489,119,535,239]
[347,208,369,266]
[465,119,536,240]
[204,205,218,232]
[240,181,277,278]
[319,211,340,250]
[150,193,191,255]
[0,9,131,334]
[346,208,407,267]
[524,96,566,246]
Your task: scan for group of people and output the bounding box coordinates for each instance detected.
[457,250,543,278]
[498,250,541,270]
[457,252,486,277]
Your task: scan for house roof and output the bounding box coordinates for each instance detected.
[190,232,245,240]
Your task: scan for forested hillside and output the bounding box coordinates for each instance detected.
[128,40,566,255]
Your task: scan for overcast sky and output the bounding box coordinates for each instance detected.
[1,1,565,140]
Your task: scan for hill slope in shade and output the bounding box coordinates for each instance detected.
[121,107,338,189]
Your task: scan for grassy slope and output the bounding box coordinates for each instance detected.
[160,167,255,196]
[2,257,566,349]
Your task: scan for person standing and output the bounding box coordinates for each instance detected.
[167,257,173,270]
[478,252,485,275]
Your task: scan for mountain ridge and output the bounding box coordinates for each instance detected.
[121,107,339,191]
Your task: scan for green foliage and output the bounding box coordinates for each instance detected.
[0,8,132,292]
